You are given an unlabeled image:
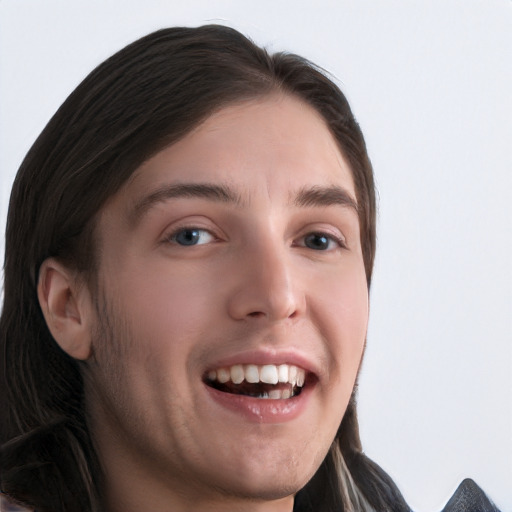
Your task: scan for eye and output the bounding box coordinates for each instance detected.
[168,228,215,246]
[301,232,345,251]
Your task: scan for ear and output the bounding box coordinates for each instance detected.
[37,258,93,360]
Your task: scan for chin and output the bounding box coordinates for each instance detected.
[214,473,306,502]
[202,448,321,502]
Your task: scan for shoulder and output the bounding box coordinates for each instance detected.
[441,479,501,512]
[0,495,34,512]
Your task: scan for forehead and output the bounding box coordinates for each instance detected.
[114,94,356,213]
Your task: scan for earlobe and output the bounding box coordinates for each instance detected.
[37,258,93,360]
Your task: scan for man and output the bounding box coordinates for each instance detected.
[0,25,500,512]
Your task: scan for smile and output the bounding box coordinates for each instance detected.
[205,363,307,400]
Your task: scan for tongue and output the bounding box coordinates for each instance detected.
[211,381,295,397]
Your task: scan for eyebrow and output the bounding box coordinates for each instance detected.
[292,185,358,212]
[130,182,358,224]
[130,182,244,223]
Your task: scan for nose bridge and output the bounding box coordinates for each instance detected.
[227,230,303,322]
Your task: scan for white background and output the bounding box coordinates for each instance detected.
[1,1,510,510]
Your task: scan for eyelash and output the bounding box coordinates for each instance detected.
[297,232,347,251]
[164,226,217,246]
[164,226,346,251]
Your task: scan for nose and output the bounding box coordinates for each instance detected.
[226,239,305,322]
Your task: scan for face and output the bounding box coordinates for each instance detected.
[84,94,369,510]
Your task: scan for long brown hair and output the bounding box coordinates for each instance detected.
[1,25,408,512]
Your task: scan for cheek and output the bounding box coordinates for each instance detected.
[101,262,230,408]
[112,262,217,342]
[89,267,210,419]
[313,261,368,375]
[337,270,369,348]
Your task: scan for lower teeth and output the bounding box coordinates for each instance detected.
[208,381,300,399]
[253,389,294,400]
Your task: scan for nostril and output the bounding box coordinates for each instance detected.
[246,310,298,320]
[247,311,265,318]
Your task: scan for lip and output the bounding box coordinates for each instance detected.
[201,347,319,423]
[204,380,314,423]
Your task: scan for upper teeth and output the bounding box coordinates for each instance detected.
[207,364,306,387]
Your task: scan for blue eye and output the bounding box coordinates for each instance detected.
[303,233,342,251]
[170,228,214,246]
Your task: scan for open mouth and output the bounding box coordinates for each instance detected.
[203,363,310,400]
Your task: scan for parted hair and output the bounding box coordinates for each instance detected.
[0,25,409,512]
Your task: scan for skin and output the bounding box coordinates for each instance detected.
[39,94,369,512]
